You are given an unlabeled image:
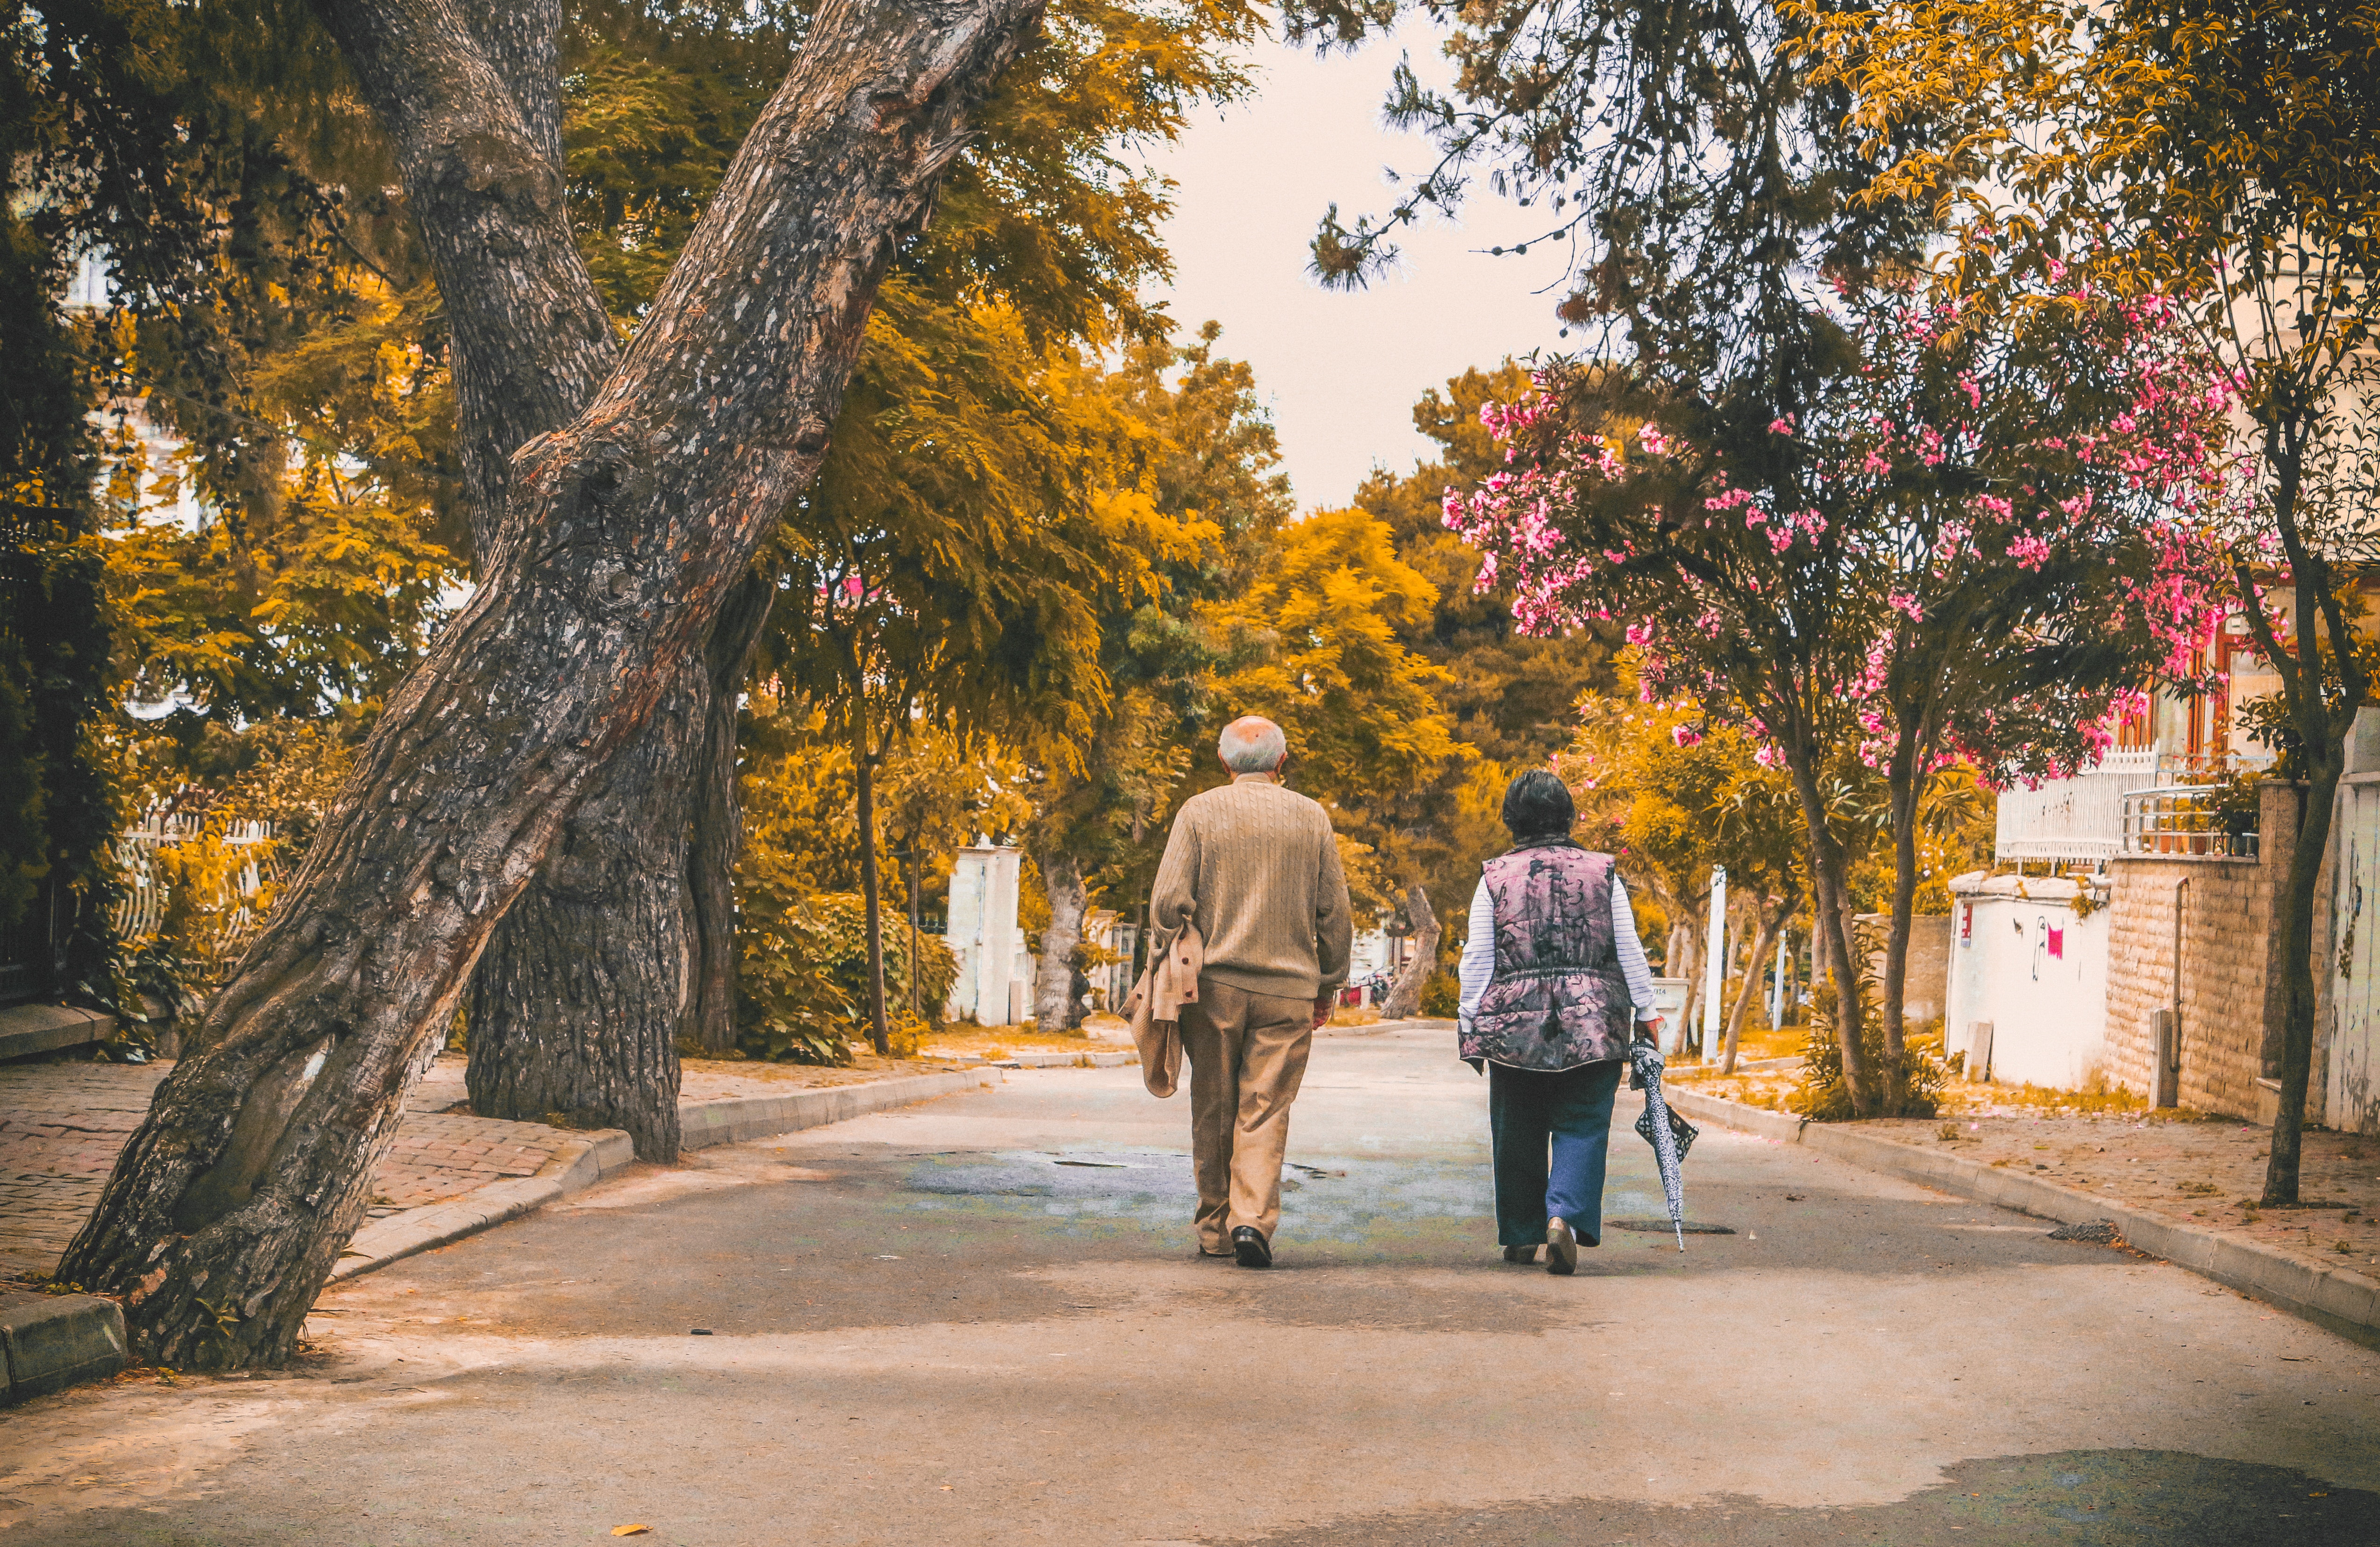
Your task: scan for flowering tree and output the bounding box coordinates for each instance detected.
[1795,0,2380,1202]
[1448,273,2237,1112]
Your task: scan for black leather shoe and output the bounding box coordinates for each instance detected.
[1231,1226,1272,1268]
[1503,1245,1537,1264]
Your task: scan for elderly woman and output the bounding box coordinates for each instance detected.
[1456,770,1665,1275]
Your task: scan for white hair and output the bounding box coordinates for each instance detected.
[1218,716,1287,773]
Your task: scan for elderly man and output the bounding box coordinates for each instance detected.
[1149,715,1353,1268]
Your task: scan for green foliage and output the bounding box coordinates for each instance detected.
[733,894,957,1065]
[0,528,122,1001]
[0,635,44,944]
[1353,362,1618,774]
[106,715,360,1008]
[1285,0,1928,389]
[736,707,997,1061]
[1420,969,1461,1019]
[1794,935,1947,1120]
[734,899,857,1066]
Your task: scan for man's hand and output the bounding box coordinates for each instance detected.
[1312,995,1332,1029]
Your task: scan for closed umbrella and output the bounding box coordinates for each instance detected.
[1628,1041,1698,1251]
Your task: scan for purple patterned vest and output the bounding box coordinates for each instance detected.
[1460,844,1636,1072]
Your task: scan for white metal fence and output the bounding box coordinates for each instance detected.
[2119,785,2259,860]
[1993,750,2161,863]
[110,811,276,942]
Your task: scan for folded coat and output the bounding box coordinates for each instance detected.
[1123,923,1201,1097]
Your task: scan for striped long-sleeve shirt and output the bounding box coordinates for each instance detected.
[1456,871,1661,1038]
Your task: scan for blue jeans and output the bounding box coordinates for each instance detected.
[1488,1059,1624,1247]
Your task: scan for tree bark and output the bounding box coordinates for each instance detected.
[1877,738,1922,1111]
[1381,882,1440,1019]
[2239,434,2363,1208]
[1033,844,1088,1030]
[469,578,769,1134]
[319,0,716,1153]
[683,572,775,1054]
[56,0,1046,1369]
[1785,752,1873,1113]
[312,0,618,546]
[1720,895,1793,1076]
[465,679,695,1160]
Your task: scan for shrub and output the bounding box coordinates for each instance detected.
[734,890,958,1063]
[1792,926,1946,1120]
[1420,968,1461,1018]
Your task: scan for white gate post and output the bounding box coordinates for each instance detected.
[1701,866,1727,1060]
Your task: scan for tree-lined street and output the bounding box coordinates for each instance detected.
[6,0,2380,1534]
[7,1028,2375,1544]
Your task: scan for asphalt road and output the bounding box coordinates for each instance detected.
[6,1025,2377,1546]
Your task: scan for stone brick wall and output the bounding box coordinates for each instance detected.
[2104,780,2301,1118]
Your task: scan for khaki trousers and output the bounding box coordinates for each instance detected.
[1179,978,1314,1251]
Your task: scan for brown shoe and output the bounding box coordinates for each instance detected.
[1546,1217,1580,1275]
[1502,1245,1538,1264]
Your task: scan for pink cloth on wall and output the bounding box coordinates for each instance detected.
[2047,926,2065,960]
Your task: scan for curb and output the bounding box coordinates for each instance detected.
[331,1067,1005,1281]
[679,1067,1000,1148]
[0,1289,127,1405]
[1667,1088,2380,1348]
[0,1003,116,1062]
[328,1128,637,1282]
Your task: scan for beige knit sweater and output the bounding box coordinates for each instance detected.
[1149,774,1353,1001]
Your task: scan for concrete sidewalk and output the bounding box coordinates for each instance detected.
[0,1051,1002,1286]
[1666,1083,2380,1346]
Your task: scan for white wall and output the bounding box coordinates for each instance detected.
[1943,873,2112,1090]
[947,846,1027,1025]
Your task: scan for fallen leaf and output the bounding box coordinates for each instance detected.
[613,1526,651,1537]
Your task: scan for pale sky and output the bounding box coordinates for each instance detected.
[1140,24,1579,510]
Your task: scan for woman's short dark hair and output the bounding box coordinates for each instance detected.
[1502,769,1576,840]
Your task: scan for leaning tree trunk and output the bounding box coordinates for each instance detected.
[55,0,1045,1370]
[1877,747,1923,1111]
[1786,752,1874,1114]
[1720,895,1793,1077]
[336,0,769,1129]
[466,677,697,1160]
[1033,845,1089,1030]
[1381,882,1440,1020]
[345,0,684,1149]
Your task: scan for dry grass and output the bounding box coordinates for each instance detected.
[919,1024,1125,1060]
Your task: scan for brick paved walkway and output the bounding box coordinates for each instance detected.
[0,1054,570,1281]
[1,1048,985,1282]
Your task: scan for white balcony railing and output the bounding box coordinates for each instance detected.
[1994,750,2161,864]
[2120,785,2260,860]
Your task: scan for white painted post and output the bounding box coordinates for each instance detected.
[947,844,1023,1024]
[1770,928,1787,1029]
[1701,866,1726,1060]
